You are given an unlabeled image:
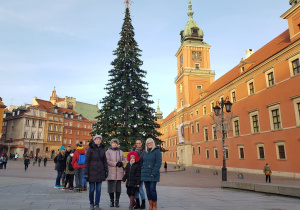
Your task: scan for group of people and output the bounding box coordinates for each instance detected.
[54,143,87,192]
[62,135,161,210]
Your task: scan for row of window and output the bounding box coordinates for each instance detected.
[63,139,90,145]
[24,132,43,139]
[64,122,90,128]
[64,113,82,120]
[47,134,61,142]
[163,142,287,161]
[48,124,62,132]
[49,116,63,122]
[25,119,43,127]
[63,129,90,136]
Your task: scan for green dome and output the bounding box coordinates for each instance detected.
[180,0,204,43]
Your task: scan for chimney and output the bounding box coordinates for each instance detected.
[245,49,254,59]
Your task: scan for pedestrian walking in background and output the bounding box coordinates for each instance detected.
[65,149,75,191]
[24,154,30,171]
[33,155,37,166]
[106,138,126,208]
[132,139,146,209]
[0,154,4,169]
[54,146,66,188]
[38,156,42,167]
[62,146,72,188]
[85,135,108,210]
[72,142,85,193]
[43,156,48,167]
[141,138,162,210]
[164,162,167,173]
[263,163,272,183]
[2,153,8,169]
[122,151,141,210]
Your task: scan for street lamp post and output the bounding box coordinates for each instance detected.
[213,97,232,181]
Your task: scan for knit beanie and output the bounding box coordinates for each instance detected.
[110,138,120,145]
[60,146,65,151]
[93,135,102,141]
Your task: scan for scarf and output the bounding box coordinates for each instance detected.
[109,146,119,151]
[77,146,83,150]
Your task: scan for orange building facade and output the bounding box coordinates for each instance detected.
[158,1,300,178]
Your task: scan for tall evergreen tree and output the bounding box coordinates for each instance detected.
[92,7,162,151]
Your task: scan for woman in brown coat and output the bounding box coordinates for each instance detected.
[106,139,126,207]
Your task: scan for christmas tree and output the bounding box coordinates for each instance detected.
[92,6,162,151]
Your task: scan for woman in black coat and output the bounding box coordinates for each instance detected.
[85,135,108,210]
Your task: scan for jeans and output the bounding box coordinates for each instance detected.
[89,182,102,206]
[135,181,146,200]
[56,170,63,186]
[82,169,87,187]
[144,181,157,202]
[266,175,271,183]
[75,168,83,188]
[61,171,66,185]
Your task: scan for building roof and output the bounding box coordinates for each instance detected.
[191,29,298,106]
[74,101,99,121]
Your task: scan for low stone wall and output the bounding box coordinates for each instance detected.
[221,181,300,198]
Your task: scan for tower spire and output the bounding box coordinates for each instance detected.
[188,0,194,19]
[125,0,133,9]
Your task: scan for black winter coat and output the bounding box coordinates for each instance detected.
[85,143,108,182]
[122,162,141,188]
[55,152,66,171]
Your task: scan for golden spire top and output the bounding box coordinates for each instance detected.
[124,0,133,8]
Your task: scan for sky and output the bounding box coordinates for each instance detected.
[0,0,291,118]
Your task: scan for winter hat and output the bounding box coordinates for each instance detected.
[76,142,82,147]
[60,146,65,151]
[93,135,102,141]
[110,138,120,145]
[127,151,139,162]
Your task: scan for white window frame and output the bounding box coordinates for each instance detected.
[238,145,245,159]
[249,111,260,133]
[292,96,300,126]
[232,117,240,137]
[205,148,209,159]
[247,79,255,95]
[214,148,218,159]
[203,126,208,141]
[230,89,236,103]
[191,124,194,134]
[196,121,200,133]
[197,145,200,154]
[195,109,199,115]
[288,54,300,77]
[212,124,217,140]
[256,143,265,159]
[203,105,207,115]
[275,141,287,160]
[210,101,214,112]
[268,103,282,130]
[265,68,275,87]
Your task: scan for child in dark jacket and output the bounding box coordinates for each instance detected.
[122,151,141,210]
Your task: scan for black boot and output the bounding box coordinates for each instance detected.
[134,198,140,209]
[115,192,120,207]
[109,193,114,207]
[140,199,146,209]
[115,199,119,207]
[110,199,114,207]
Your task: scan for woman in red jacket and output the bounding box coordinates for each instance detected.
[72,142,86,192]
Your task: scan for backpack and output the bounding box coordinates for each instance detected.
[78,154,85,165]
[54,155,58,164]
[68,157,74,171]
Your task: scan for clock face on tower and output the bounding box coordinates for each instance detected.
[192,51,202,61]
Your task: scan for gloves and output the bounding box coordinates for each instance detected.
[116,162,123,168]
[85,175,89,182]
[105,171,108,179]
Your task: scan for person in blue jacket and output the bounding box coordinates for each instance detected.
[140,138,162,210]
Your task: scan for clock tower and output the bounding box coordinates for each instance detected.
[175,0,215,111]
